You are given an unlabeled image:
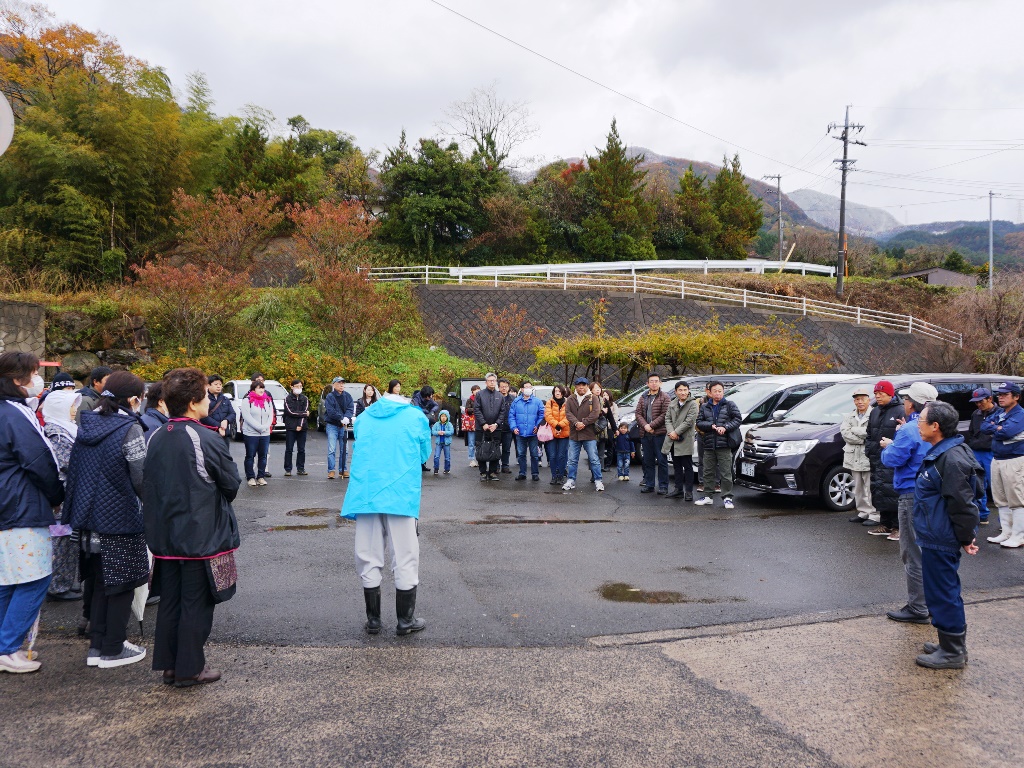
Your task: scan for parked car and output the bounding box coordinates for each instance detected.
[316,382,381,435]
[735,373,1024,512]
[223,379,287,440]
[723,374,861,438]
[616,374,767,434]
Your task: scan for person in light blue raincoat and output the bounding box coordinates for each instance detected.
[341,395,431,636]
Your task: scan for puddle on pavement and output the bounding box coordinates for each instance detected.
[286,508,337,517]
[677,565,710,575]
[266,523,329,532]
[469,515,617,525]
[756,508,818,520]
[599,581,744,605]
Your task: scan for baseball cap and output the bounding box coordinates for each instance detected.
[574,377,589,385]
[332,376,346,384]
[969,387,992,403]
[50,372,77,390]
[851,386,872,398]
[873,380,895,397]
[898,382,939,403]
[995,382,1022,395]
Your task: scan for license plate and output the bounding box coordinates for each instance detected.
[741,462,756,477]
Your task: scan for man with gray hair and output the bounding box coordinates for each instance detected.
[474,373,507,481]
[880,381,938,624]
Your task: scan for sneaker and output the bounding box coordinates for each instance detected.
[0,652,41,673]
[86,648,101,667]
[515,475,526,481]
[489,474,500,481]
[887,529,901,541]
[861,518,881,526]
[444,470,450,475]
[434,469,439,476]
[257,477,268,486]
[715,484,721,493]
[595,480,605,492]
[247,478,257,487]
[532,475,539,481]
[695,484,704,492]
[683,493,693,502]
[562,479,576,491]
[694,496,714,506]
[501,467,512,474]
[298,470,308,476]
[469,460,478,468]
[979,517,989,525]
[328,471,336,480]
[549,476,561,485]
[342,471,350,479]
[284,471,292,477]
[867,526,894,536]
[98,641,146,669]
[723,497,735,510]
[623,475,629,482]
[480,475,488,482]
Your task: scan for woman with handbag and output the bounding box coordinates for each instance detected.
[143,368,241,688]
[544,385,571,485]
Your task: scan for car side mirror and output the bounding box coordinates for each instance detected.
[447,392,457,398]
[772,409,787,421]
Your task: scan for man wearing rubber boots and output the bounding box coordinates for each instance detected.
[341,393,432,636]
[913,401,982,670]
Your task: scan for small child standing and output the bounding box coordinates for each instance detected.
[431,409,455,475]
[614,422,634,481]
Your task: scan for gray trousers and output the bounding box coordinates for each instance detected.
[354,514,419,591]
[897,493,927,616]
[703,448,734,497]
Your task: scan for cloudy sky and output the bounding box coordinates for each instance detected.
[42,0,1024,225]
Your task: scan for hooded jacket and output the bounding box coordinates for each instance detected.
[913,435,982,554]
[143,418,241,559]
[0,397,64,530]
[881,411,930,494]
[662,395,699,457]
[507,393,545,436]
[431,411,455,446]
[840,407,872,472]
[545,397,570,439]
[342,398,431,520]
[411,388,441,425]
[865,394,904,513]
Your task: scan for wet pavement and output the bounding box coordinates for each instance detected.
[6,432,1024,766]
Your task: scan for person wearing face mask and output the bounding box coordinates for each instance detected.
[283,379,310,477]
[0,352,65,674]
[507,381,545,481]
[42,389,83,602]
[62,370,150,669]
[140,381,169,445]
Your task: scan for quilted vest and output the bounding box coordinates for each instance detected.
[63,411,143,535]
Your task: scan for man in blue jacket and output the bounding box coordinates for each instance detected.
[507,381,546,482]
[341,395,431,636]
[982,382,1024,548]
[880,381,937,624]
[323,376,355,479]
[913,401,981,670]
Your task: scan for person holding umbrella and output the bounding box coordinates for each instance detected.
[341,391,431,636]
[143,368,241,687]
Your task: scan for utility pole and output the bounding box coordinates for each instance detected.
[989,191,994,293]
[762,174,783,261]
[827,106,866,298]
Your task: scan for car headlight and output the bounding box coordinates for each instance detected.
[774,439,818,456]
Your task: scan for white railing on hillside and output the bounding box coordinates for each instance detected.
[452,258,836,278]
[363,265,962,347]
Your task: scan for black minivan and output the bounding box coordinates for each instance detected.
[735,374,1024,512]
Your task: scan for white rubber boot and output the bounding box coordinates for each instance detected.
[1000,507,1024,548]
[988,506,1013,544]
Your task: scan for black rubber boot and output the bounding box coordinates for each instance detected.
[363,587,381,635]
[921,636,969,663]
[916,630,967,669]
[395,587,426,636]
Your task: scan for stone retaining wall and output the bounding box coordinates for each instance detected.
[0,300,46,357]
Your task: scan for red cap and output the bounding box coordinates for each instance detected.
[873,380,895,397]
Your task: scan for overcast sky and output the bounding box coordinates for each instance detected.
[41,0,1024,225]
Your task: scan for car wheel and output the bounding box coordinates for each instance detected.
[821,466,855,512]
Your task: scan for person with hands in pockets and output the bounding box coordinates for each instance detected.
[283,379,310,477]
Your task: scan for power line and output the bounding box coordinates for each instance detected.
[854,105,1024,111]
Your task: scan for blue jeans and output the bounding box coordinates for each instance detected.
[326,423,348,473]
[547,438,568,480]
[467,430,476,461]
[641,434,669,491]
[516,435,540,477]
[617,451,631,477]
[243,435,270,480]
[567,439,602,482]
[973,449,993,520]
[0,574,51,655]
[433,441,451,471]
[921,547,966,634]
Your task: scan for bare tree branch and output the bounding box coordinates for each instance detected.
[438,82,538,171]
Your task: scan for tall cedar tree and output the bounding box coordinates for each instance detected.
[674,165,721,260]
[709,154,763,259]
[583,119,656,261]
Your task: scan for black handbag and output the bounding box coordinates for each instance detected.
[595,415,609,434]
[476,435,501,462]
[628,421,642,440]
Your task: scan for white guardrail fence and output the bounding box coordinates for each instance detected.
[362,262,963,347]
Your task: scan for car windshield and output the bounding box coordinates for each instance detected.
[725,381,786,415]
[263,381,288,401]
[782,382,873,425]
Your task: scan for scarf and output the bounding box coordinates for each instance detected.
[42,390,81,439]
[249,391,271,409]
[554,396,565,407]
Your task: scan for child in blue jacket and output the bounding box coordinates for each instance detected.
[431,410,455,475]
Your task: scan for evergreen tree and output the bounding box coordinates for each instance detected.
[674,166,721,260]
[709,154,763,259]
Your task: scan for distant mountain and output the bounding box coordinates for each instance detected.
[874,219,1024,242]
[788,189,901,236]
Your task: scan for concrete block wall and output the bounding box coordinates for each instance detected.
[0,300,46,358]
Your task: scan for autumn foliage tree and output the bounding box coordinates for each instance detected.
[446,303,547,373]
[132,259,254,357]
[287,199,376,269]
[304,265,399,360]
[171,188,284,271]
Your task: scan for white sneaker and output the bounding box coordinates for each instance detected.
[86,648,101,667]
[595,480,605,492]
[98,641,146,669]
[247,478,257,487]
[723,498,735,510]
[257,477,268,486]
[469,460,478,468]
[1001,534,1024,548]
[0,652,41,673]
[561,479,576,491]
[694,496,714,506]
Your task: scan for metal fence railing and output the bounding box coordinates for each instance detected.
[363,265,962,347]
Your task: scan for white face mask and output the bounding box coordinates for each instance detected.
[522,388,533,398]
[24,374,44,398]
[293,387,302,395]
